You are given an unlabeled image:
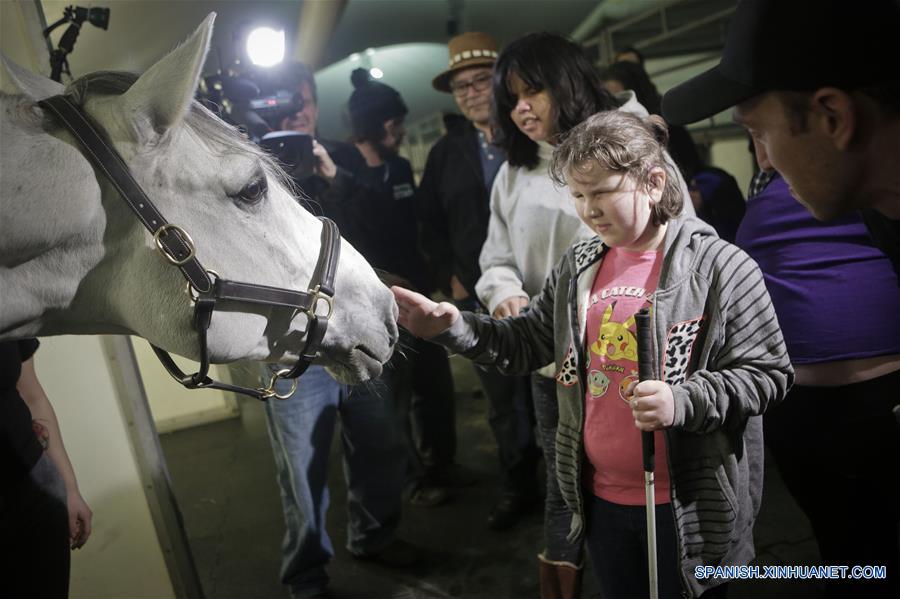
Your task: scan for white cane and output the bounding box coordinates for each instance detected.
[635,308,659,599]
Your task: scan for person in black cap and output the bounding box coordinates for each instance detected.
[345,68,422,284]
[345,68,463,509]
[663,2,900,597]
[662,0,900,275]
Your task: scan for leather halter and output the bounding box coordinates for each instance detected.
[38,95,340,401]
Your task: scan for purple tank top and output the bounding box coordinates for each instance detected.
[735,174,900,364]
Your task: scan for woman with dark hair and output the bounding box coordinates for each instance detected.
[490,32,618,170]
[475,32,693,599]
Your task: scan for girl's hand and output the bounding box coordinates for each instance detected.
[627,380,675,431]
[492,296,528,319]
[391,286,460,339]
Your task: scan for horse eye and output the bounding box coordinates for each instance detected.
[238,178,267,205]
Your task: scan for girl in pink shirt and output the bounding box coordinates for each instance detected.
[393,111,791,598]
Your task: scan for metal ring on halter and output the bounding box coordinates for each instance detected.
[307,285,334,319]
[153,223,196,266]
[186,269,220,300]
[260,368,298,400]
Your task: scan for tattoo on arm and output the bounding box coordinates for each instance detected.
[32,419,50,450]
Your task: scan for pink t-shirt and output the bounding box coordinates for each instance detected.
[583,247,671,505]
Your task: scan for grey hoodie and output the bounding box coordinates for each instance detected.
[436,215,794,597]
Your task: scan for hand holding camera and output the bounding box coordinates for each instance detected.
[311,139,337,181]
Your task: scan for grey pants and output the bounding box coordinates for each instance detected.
[532,373,584,565]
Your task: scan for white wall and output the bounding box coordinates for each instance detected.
[132,341,239,434]
[710,138,754,198]
[0,0,51,89]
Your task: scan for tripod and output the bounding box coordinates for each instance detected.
[43,5,109,83]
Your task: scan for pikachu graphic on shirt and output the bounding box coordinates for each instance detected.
[590,302,638,362]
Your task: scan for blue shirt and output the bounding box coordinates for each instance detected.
[477,130,505,192]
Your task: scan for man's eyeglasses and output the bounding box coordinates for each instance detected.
[450,73,493,97]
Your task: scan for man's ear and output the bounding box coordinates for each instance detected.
[810,87,856,151]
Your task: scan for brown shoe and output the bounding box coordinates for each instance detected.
[538,553,583,599]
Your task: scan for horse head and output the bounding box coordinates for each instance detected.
[0,14,398,384]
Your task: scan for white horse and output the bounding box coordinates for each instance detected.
[0,14,397,384]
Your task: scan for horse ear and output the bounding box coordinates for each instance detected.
[121,13,215,136]
[1,54,65,100]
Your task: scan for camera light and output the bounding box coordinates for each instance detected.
[246,27,285,67]
[369,67,384,79]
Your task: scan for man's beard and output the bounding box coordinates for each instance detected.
[374,138,399,158]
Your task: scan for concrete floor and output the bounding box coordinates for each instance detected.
[159,358,827,599]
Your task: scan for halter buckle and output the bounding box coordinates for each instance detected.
[307,285,334,320]
[154,223,196,266]
[259,368,299,400]
[186,269,220,301]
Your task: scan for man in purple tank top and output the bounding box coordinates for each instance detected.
[736,170,900,598]
[659,0,900,594]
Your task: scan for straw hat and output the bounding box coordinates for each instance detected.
[432,31,499,92]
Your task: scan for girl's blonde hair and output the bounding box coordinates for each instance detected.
[550,111,683,225]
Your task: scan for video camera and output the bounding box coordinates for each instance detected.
[198,64,315,178]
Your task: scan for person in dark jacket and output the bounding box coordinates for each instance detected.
[345,67,466,508]
[419,32,542,532]
[1,339,93,599]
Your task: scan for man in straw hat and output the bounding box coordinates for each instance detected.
[419,32,544,534]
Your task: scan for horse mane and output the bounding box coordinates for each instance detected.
[54,70,301,199]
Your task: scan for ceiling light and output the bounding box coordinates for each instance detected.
[246,27,285,67]
[369,67,383,79]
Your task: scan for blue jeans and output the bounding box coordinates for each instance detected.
[264,364,407,597]
[585,494,685,599]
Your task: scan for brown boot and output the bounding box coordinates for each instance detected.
[538,553,583,599]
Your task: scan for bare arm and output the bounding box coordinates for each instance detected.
[17,358,93,549]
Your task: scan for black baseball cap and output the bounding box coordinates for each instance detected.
[662,0,900,125]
